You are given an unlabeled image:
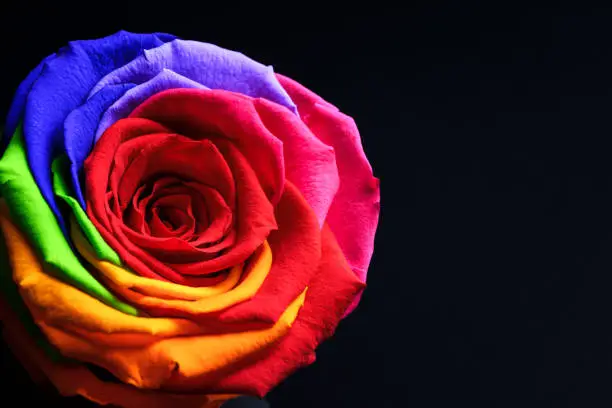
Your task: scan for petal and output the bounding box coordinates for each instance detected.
[85,119,181,282]
[0,207,201,340]
[212,182,321,325]
[74,218,273,322]
[20,30,174,229]
[0,207,306,390]
[148,195,194,238]
[89,39,296,115]
[124,178,233,244]
[64,83,135,207]
[129,88,285,204]
[38,291,304,390]
[277,74,381,313]
[254,97,339,226]
[3,53,56,149]
[166,139,276,277]
[86,115,277,283]
[71,219,244,304]
[96,69,208,140]
[0,213,59,359]
[0,128,136,315]
[301,105,380,279]
[108,182,327,326]
[205,224,365,396]
[188,183,234,247]
[114,136,234,214]
[0,297,234,408]
[52,156,121,265]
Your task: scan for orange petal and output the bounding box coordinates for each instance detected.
[0,296,234,408]
[0,207,306,390]
[39,291,305,389]
[0,207,205,342]
[71,216,271,317]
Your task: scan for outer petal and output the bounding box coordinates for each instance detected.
[0,206,203,340]
[0,213,59,359]
[171,224,365,396]
[0,129,137,315]
[3,53,56,149]
[64,83,135,207]
[7,200,362,396]
[0,297,233,408]
[253,97,339,225]
[305,103,380,280]
[276,74,380,312]
[0,206,306,391]
[89,39,296,114]
[212,182,321,325]
[18,30,174,229]
[52,157,121,265]
[96,69,207,140]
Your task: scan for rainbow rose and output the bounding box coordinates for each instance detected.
[0,31,380,407]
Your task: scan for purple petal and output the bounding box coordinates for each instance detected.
[89,40,297,115]
[64,83,136,207]
[95,69,207,140]
[19,30,175,231]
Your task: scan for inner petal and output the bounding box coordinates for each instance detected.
[122,174,237,249]
[116,171,238,264]
[182,181,233,248]
[161,207,192,234]
[123,178,192,235]
[86,102,280,282]
[109,132,172,215]
[114,134,235,211]
[148,194,196,239]
[149,208,191,238]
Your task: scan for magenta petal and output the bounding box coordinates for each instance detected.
[254,97,339,226]
[277,74,380,312]
[307,103,380,280]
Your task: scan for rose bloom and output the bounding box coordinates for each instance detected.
[0,31,380,407]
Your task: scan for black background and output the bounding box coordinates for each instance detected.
[3,4,612,407]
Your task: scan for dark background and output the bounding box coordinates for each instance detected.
[2,3,612,407]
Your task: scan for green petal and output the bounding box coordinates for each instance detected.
[52,156,122,266]
[0,125,138,316]
[0,223,63,361]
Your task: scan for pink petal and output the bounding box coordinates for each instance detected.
[277,74,381,313]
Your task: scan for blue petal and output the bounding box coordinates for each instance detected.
[17,30,175,232]
[3,53,56,149]
[64,83,135,208]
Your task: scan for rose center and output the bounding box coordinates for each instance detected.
[156,206,187,231]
